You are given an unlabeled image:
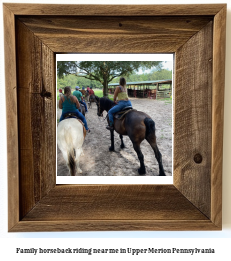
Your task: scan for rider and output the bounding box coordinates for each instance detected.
[59,86,90,132]
[89,86,94,96]
[73,86,88,113]
[106,77,132,130]
[58,88,63,99]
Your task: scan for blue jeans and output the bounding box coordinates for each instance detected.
[108,100,132,124]
[80,100,88,112]
[59,110,89,130]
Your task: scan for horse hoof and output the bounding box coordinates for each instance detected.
[109,146,114,151]
[77,168,82,174]
[159,172,166,176]
[138,168,146,175]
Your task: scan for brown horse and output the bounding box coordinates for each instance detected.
[88,94,97,109]
[79,90,86,96]
[95,97,165,176]
[80,90,94,109]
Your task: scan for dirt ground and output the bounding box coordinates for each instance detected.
[57,98,172,176]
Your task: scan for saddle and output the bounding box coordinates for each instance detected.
[63,112,79,120]
[113,106,135,120]
[63,112,84,125]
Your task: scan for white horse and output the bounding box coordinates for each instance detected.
[57,118,86,176]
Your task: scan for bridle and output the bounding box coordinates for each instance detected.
[96,98,107,121]
[96,99,103,116]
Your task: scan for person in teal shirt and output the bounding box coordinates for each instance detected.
[73,86,88,113]
[59,86,90,132]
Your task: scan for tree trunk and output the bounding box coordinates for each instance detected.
[103,79,108,98]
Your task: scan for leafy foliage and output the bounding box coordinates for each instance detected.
[57,69,172,91]
[111,69,172,83]
[57,61,164,97]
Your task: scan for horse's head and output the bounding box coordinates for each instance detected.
[96,97,103,117]
[96,97,115,117]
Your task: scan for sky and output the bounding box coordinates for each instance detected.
[138,61,173,74]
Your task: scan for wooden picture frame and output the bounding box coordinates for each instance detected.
[4,3,226,231]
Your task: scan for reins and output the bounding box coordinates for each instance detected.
[97,98,109,121]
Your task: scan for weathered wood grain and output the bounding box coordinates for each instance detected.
[174,22,213,218]
[16,19,56,218]
[16,20,39,217]
[11,220,219,232]
[13,185,217,231]
[4,3,226,231]
[22,185,207,221]
[3,3,225,16]
[3,4,19,231]
[211,5,226,228]
[40,44,56,198]
[18,16,213,34]
[18,16,213,53]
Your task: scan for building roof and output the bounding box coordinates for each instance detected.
[108,79,172,86]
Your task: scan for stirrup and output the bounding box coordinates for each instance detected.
[106,125,114,130]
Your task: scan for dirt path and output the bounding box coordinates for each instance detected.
[57,98,172,176]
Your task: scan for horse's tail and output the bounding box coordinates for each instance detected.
[65,126,76,176]
[144,117,155,138]
[68,148,76,176]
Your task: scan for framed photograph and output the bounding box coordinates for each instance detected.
[56,53,173,185]
[4,3,226,231]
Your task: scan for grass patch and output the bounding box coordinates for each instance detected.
[161,97,172,104]
[94,90,104,97]
[94,90,114,100]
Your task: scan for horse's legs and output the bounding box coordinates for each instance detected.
[120,134,125,149]
[76,159,82,174]
[146,136,165,176]
[109,130,115,151]
[81,106,85,117]
[133,143,146,175]
[75,148,83,174]
[153,145,165,176]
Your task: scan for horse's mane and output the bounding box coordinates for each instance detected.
[99,97,115,111]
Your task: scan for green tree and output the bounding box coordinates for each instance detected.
[57,61,162,97]
[150,69,172,80]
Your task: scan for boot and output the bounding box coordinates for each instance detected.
[106,122,114,130]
